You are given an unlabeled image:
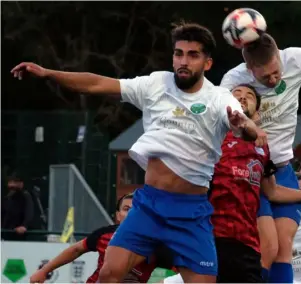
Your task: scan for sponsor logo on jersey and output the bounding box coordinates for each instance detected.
[190,103,206,114]
[172,106,186,117]
[227,141,238,148]
[274,79,286,95]
[232,159,264,186]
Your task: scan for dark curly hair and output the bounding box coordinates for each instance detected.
[171,20,216,57]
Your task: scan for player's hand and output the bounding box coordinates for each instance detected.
[15,226,27,234]
[254,127,267,147]
[11,62,49,80]
[30,270,47,284]
[227,106,248,129]
[227,106,268,146]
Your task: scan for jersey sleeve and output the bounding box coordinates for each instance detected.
[220,62,250,91]
[218,88,244,129]
[84,225,118,252]
[119,75,151,110]
[287,47,301,83]
[220,70,242,90]
[84,229,102,252]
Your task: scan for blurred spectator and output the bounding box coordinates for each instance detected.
[1,174,34,240]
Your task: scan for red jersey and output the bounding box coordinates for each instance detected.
[209,132,270,253]
[83,225,170,283]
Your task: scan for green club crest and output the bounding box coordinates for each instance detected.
[274,80,286,95]
[190,103,206,114]
[2,259,27,282]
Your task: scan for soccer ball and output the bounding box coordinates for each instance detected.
[222,8,267,49]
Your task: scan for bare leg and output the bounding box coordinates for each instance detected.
[257,216,279,269]
[97,246,146,283]
[266,217,298,283]
[274,217,298,263]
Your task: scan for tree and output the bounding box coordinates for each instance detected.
[2,1,174,136]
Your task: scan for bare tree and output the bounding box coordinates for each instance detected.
[2,2,173,134]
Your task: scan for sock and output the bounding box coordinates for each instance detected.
[261,267,269,283]
[269,262,293,283]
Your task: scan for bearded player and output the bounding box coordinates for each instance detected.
[221,33,301,283]
[11,22,266,283]
[163,84,301,283]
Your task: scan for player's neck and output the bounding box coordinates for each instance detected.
[180,76,204,94]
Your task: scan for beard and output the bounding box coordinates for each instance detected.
[174,68,203,91]
[244,110,251,118]
[242,105,257,119]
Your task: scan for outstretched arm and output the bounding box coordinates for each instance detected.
[11,62,121,97]
[262,174,301,203]
[11,62,152,110]
[29,241,87,283]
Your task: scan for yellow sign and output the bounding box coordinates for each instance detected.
[60,207,74,243]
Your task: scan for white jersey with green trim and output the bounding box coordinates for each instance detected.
[221,48,301,164]
[119,71,243,187]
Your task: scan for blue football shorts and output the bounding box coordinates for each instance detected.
[109,184,218,275]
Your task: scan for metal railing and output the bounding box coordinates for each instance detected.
[48,164,113,234]
[0,229,89,243]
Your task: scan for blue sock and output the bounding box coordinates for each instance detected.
[261,267,269,282]
[269,262,293,283]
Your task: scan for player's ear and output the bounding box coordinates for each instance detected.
[204,57,213,71]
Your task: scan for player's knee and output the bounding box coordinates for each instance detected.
[97,263,124,283]
[277,234,294,257]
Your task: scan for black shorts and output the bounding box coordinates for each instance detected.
[215,237,263,283]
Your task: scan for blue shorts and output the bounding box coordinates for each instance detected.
[257,163,301,225]
[109,184,217,275]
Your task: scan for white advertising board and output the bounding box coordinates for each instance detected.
[293,227,301,283]
[1,241,98,283]
[4,236,301,283]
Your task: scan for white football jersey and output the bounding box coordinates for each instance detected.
[221,48,301,164]
[119,71,243,187]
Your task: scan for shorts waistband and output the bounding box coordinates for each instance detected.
[276,162,293,172]
[143,184,208,201]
